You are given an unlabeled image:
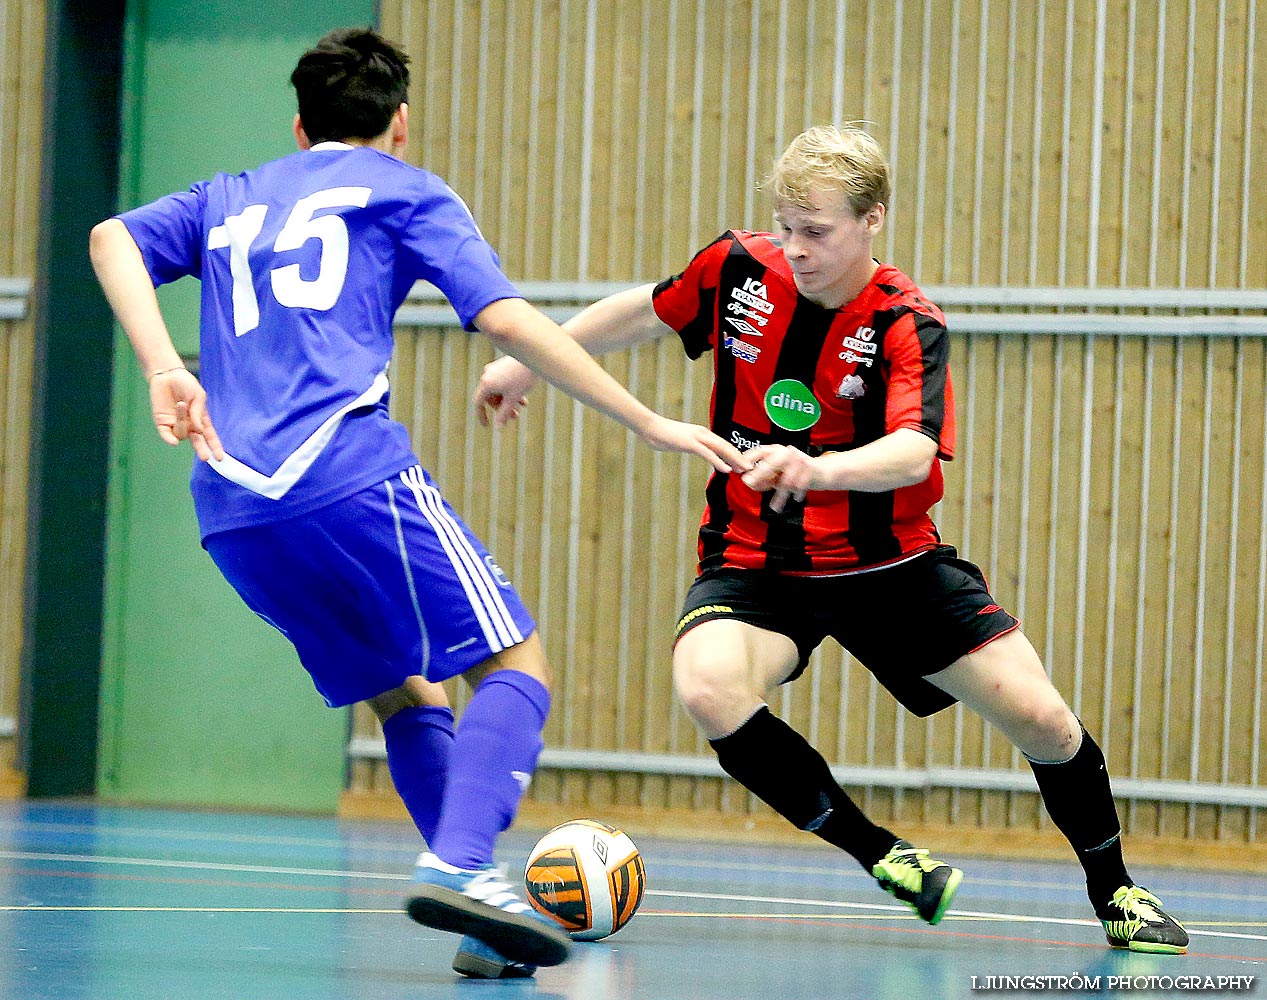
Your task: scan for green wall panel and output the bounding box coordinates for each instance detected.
[99,0,374,810]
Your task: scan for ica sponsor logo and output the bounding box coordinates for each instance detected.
[764,379,820,431]
[729,275,776,316]
[839,326,878,366]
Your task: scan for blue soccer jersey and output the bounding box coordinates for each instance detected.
[118,142,520,538]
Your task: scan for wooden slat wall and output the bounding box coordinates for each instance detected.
[359,0,1266,844]
[0,0,45,794]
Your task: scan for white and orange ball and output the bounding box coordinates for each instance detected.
[524,819,646,940]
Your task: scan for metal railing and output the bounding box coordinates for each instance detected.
[0,277,31,320]
[395,281,1267,336]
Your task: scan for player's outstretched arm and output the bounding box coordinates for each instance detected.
[89,219,224,462]
[473,293,749,475]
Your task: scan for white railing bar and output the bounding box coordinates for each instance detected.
[398,307,1267,337]
[345,739,1267,807]
[0,276,30,321]
[402,282,1267,311]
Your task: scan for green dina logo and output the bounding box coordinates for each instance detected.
[764,379,820,431]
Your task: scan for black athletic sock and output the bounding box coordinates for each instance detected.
[1027,727,1132,910]
[710,706,898,871]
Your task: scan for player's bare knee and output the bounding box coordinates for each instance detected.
[673,656,752,735]
[1013,697,1080,761]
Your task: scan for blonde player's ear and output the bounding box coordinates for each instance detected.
[866,203,885,234]
[390,103,408,153]
[294,114,312,150]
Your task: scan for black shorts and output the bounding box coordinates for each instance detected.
[674,545,1019,717]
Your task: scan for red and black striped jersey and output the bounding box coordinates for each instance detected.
[652,230,956,575]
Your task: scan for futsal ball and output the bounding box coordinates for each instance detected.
[524,819,646,940]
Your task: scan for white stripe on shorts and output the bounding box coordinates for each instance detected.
[409,469,523,647]
[398,468,502,649]
[412,471,523,648]
[399,467,523,649]
[384,479,431,678]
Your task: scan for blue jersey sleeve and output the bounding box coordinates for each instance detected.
[117,183,209,287]
[399,181,520,330]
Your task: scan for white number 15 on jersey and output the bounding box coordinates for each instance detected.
[207,186,371,337]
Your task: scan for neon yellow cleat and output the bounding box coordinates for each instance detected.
[1099,885,1188,954]
[871,839,963,925]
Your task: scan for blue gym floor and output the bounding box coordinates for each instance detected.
[0,801,1263,999]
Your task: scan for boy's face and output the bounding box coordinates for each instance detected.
[774,189,884,309]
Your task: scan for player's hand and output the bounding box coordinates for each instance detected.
[740,444,817,512]
[148,368,224,462]
[474,356,539,428]
[640,417,751,475]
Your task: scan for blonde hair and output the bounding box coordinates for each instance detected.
[763,124,891,217]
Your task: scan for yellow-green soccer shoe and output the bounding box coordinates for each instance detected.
[871,839,963,925]
[1099,885,1188,954]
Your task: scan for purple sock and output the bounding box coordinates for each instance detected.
[382,705,454,844]
[430,670,550,868]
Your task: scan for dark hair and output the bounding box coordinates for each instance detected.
[290,28,410,144]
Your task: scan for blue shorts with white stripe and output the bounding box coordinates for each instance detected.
[205,465,536,706]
